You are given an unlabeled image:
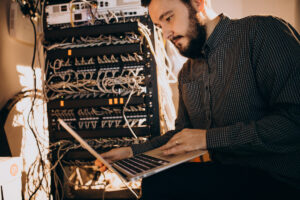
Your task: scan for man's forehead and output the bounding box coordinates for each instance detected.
[148,0,178,22]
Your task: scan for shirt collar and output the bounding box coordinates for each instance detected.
[204,14,231,53]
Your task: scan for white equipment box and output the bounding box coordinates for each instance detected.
[0,157,22,200]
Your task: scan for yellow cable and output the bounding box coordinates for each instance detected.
[69,1,75,27]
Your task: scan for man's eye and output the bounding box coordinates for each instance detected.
[166,15,173,22]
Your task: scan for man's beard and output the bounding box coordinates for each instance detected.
[176,6,207,59]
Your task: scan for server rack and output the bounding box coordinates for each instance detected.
[43,1,161,199]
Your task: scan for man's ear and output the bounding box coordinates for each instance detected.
[190,0,205,12]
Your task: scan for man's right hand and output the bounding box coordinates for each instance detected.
[94,147,133,172]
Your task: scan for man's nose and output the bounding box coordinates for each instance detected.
[161,26,173,41]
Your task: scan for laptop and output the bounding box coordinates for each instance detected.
[58,118,207,197]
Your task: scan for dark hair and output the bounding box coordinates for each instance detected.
[141,0,190,7]
[141,0,151,6]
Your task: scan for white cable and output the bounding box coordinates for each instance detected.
[138,21,177,131]
[122,79,139,139]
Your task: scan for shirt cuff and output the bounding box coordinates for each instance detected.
[206,122,257,149]
[206,127,232,149]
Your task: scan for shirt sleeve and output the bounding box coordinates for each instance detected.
[131,67,193,155]
[206,16,300,155]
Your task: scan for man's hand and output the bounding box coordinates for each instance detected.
[94,147,133,172]
[159,129,207,155]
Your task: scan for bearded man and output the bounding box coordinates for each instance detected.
[96,0,300,199]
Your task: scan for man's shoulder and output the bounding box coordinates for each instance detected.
[233,15,290,29]
[235,15,278,22]
[228,15,295,41]
[177,59,191,81]
[178,59,196,74]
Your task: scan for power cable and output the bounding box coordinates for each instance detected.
[27,16,47,200]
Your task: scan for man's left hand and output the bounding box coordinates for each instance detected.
[159,129,207,155]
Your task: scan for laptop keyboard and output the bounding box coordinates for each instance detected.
[113,154,170,175]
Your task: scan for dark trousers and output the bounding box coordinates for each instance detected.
[141,162,300,200]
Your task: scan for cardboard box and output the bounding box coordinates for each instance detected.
[0,157,22,200]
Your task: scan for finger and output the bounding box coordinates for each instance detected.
[160,136,185,151]
[94,159,104,167]
[160,140,178,151]
[100,152,114,163]
[166,131,186,145]
[100,151,112,159]
[167,136,179,144]
[162,144,186,155]
[99,166,107,172]
[169,132,183,141]
[160,133,183,150]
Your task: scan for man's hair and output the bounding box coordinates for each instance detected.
[141,0,190,7]
[141,0,211,8]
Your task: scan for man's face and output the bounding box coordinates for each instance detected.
[149,0,206,58]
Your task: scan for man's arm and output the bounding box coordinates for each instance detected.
[131,69,193,155]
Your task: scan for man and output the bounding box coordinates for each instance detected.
[96,0,300,199]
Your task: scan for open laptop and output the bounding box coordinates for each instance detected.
[58,118,207,195]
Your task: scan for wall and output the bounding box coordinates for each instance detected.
[0,1,49,199]
[0,0,34,110]
[212,0,300,32]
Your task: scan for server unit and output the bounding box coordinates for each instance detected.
[43,0,161,199]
